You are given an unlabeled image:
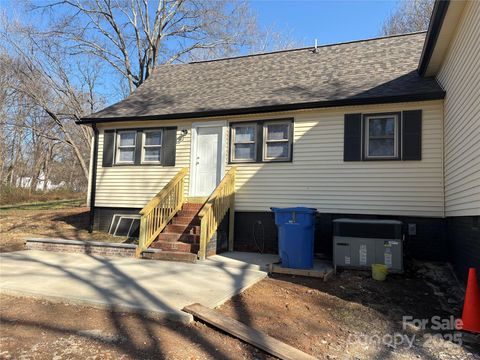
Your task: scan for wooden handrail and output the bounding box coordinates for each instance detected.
[136,168,188,257]
[197,167,236,260]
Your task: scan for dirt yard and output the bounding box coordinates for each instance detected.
[0,206,126,252]
[1,206,479,359]
[1,269,479,359]
[219,269,479,360]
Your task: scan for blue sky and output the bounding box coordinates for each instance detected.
[2,0,401,105]
[251,0,398,46]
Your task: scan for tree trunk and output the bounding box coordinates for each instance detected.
[42,144,53,191]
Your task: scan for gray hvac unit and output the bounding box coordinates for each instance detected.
[333,219,404,273]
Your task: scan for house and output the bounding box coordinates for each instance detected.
[78,0,479,281]
[16,172,66,192]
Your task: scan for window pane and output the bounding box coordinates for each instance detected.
[267,123,289,141]
[119,148,135,162]
[144,147,161,162]
[234,126,255,142]
[145,131,162,146]
[368,139,395,157]
[119,132,136,146]
[234,143,255,160]
[266,143,288,159]
[369,118,395,137]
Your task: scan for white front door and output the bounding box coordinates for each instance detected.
[191,125,224,196]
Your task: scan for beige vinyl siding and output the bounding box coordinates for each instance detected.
[95,120,192,208]
[227,101,444,217]
[437,0,480,217]
[93,101,444,217]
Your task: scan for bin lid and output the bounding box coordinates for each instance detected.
[271,207,317,213]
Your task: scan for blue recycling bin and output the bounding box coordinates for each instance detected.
[271,207,317,269]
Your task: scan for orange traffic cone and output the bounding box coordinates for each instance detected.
[461,267,480,333]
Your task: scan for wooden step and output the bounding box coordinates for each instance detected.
[182,203,204,211]
[157,232,200,243]
[176,210,200,218]
[172,216,201,226]
[150,240,199,253]
[142,249,197,263]
[165,224,201,234]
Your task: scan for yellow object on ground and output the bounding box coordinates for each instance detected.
[372,264,388,281]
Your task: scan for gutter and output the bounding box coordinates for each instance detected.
[418,0,450,76]
[77,92,445,124]
[88,124,99,232]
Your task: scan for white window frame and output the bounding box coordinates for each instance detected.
[115,130,136,164]
[263,121,292,162]
[231,123,257,162]
[141,129,163,164]
[364,114,399,160]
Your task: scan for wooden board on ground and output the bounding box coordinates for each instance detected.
[268,263,333,281]
[183,303,317,360]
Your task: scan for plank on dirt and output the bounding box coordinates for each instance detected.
[268,263,329,279]
[183,303,317,360]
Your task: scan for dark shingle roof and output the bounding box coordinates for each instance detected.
[81,32,444,122]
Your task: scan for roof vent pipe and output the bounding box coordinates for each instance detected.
[314,39,318,53]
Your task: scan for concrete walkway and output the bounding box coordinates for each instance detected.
[0,250,269,323]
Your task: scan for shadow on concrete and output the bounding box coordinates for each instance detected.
[0,251,270,358]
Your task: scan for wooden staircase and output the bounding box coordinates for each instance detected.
[147,203,203,262]
[136,167,236,262]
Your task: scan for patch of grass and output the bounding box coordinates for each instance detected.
[0,198,86,211]
[0,185,85,206]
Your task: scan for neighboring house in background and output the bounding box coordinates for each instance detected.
[16,172,66,192]
[78,0,479,282]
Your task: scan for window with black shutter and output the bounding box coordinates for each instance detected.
[343,110,422,161]
[101,127,177,167]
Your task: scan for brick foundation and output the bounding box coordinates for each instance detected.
[25,238,137,258]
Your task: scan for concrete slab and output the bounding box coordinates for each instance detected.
[0,250,267,323]
[204,252,280,271]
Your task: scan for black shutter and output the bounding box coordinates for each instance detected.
[402,110,422,160]
[161,127,177,166]
[344,113,362,161]
[134,130,143,165]
[102,130,115,167]
[256,122,263,162]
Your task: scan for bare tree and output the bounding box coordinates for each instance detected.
[0,21,103,182]
[0,52,9,184]
[1,1,297,192]
[36,0,275,93]
[381,0,434,36]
